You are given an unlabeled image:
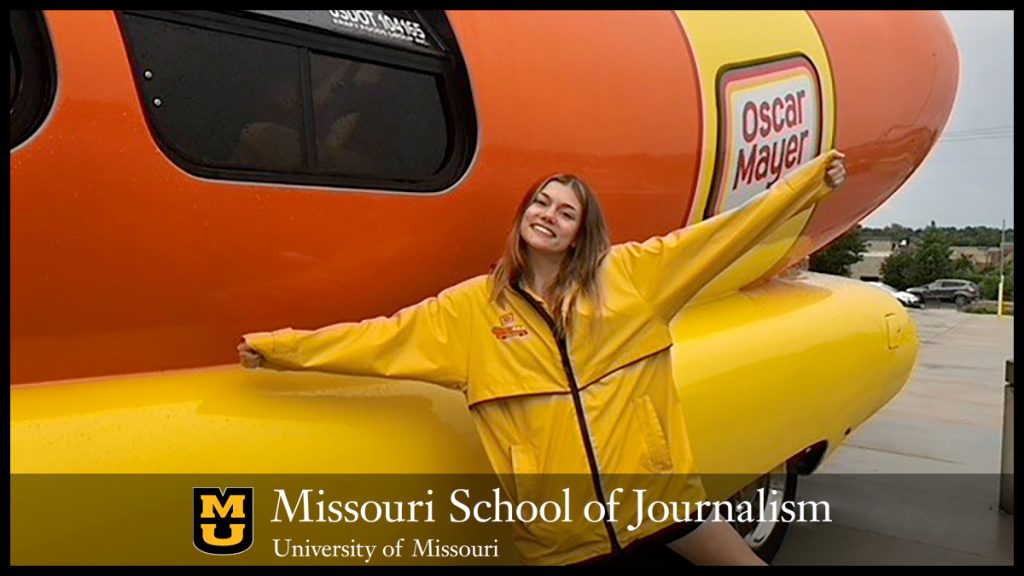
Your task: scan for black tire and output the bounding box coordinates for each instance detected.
[955,294,967,308]
[727,461,798,563]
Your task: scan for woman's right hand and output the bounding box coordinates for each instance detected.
[238,342,265,369]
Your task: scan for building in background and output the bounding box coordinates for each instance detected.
[951,243,1014,270]
[851,239,897,281]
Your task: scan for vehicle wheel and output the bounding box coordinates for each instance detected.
[727,461,798,563]
[955,294,967,308]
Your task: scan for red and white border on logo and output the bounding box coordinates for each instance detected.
[707,56,822,218]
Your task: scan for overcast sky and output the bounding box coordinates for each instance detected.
[861,10,1014,230]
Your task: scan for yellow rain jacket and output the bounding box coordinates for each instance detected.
[244,152,839,565]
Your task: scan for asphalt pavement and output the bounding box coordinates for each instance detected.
[773,307,1014,565]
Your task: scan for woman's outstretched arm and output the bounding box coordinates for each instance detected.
[238,281,474,392]
[616,150,845,321]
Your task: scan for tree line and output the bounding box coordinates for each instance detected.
[861,223,1013,247]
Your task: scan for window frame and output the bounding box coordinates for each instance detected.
[11,43,19,107]
[115,10,476,193]
[10,10,57,150]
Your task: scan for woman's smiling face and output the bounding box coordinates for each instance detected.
[520,180,583,257]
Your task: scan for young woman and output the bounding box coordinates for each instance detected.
[239,151,847,566]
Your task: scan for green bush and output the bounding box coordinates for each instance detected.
[963,298,1014,315]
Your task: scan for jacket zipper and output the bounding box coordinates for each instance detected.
[512,285,622,553]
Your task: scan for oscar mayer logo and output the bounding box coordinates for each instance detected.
[707,56,822,217]
[193,487,254,555]
[492,312,529,341]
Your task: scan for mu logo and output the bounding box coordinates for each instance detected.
[193,487,254,555]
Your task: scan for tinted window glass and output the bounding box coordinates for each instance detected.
[120,15,306,172]
[118,10,475,192]
[310,53,447,180]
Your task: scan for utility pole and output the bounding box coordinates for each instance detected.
[998,219,1006,318]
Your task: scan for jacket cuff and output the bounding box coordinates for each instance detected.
[783,150,835,209]
[244,328,297,361]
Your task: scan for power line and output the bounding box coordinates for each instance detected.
[940,125,1013,143]
[940,134,1013,143]
[942,125,1013,135]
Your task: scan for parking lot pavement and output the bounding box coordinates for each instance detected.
[774,308,1014,565]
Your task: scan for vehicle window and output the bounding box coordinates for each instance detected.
[117,10,476,192]
[10,48,16,109]
[10,10,57,149]
[120,17,307,172]
[310,52,447,180]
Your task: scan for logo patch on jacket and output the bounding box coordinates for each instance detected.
[492,313,529,341]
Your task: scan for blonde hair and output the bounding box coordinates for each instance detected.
[491,174,610,338]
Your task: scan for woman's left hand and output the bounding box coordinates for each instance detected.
[825,151,847,188]
[238,342,265,369]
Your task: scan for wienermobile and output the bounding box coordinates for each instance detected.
[11,10,958,563]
